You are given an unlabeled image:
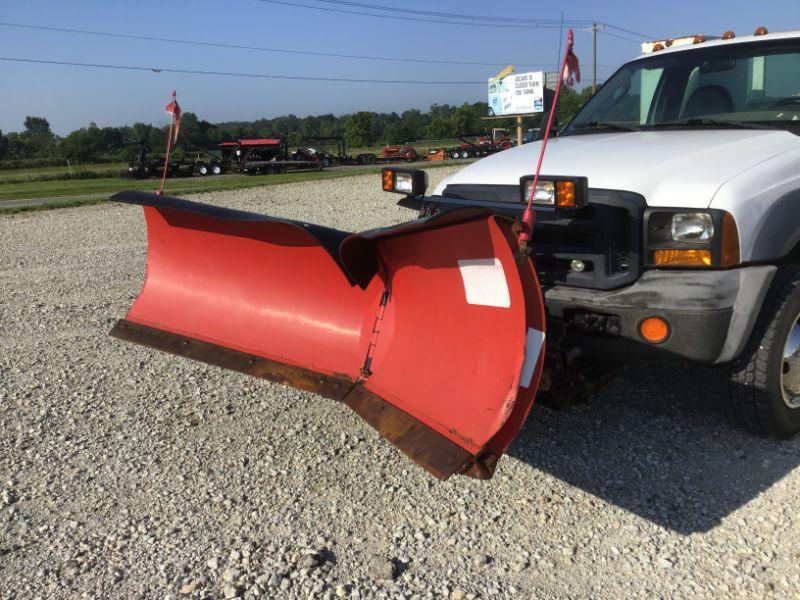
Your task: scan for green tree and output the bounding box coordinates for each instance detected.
[24,116,52,136]
[345,112,374,148]
[552,86,595,127]
[0,130,8,160]
[450,103,482,136]
[20,115,57,157]
[4,132,25,159]
[60,123,104,162]
[426,117,455,139]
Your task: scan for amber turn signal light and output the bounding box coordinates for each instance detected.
[382,169,394,192]
[555,181,577,207]
[639,317,670,344]
[651,249,712,267]
[721,212,740,267]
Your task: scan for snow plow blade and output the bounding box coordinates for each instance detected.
[109,191,546,479]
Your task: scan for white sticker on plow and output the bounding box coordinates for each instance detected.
[457,258,511,308]
[520,327,545,388]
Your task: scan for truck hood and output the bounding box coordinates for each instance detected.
[435,130,800,208]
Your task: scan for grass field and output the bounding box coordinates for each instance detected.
[0,161,468,212]
[0,162,127,183]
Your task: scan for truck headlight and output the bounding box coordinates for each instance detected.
[646,210,739,268]
[671,213,714,242]
[519,176,587,208]
[382,168,428,196]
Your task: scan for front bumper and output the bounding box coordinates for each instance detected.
[546,266,777,364]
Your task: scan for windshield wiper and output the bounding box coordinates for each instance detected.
[571,121,640,132]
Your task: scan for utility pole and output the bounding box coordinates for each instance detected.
[584,23,605,92]
[593,22,597,91]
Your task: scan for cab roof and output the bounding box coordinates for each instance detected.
[633,29,800,61]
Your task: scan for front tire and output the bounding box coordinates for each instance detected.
[730,267,800,437]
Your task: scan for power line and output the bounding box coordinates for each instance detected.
[599,30,644,44]
[600,23,654,40]
[0,22,564,68]
[259,0,652,41]
[0,56,492,84]
[256,0,588,29]
[303,0,593,25]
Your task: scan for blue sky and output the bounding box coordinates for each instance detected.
[1,0,798,134]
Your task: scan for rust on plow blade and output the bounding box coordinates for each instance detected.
[110,191,546,479]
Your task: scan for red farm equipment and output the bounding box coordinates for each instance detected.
[379,144,419,163]
[448,129,514,160]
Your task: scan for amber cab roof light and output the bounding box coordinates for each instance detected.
[641,34,717,54]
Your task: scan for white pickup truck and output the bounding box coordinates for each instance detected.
[393,29,800,438]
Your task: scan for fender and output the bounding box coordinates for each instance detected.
[749,188,800,263]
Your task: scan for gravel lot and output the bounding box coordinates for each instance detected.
[2,168,799,599]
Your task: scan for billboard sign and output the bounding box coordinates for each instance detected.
[488,71,545,116]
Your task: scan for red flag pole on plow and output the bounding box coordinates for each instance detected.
[517,29,580,250]
[157,91,182,196]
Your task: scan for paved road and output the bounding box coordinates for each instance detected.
[0,193,109,209]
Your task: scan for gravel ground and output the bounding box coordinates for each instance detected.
[1,168,799,599]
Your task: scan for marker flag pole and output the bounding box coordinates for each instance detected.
[518,29,580,250]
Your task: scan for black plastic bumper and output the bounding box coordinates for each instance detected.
[544,266,777,364]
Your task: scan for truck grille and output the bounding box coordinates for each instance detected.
[441,185,645,290]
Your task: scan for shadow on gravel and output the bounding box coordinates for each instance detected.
[509,364,800,534]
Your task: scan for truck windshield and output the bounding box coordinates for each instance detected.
[564,39,800,135]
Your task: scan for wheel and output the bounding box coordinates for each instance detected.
[460,150,470,159]
[451,151,460,160]
[211,164,222,175]
[321,158,331,168]
[197,164,208,176]
[730,267,800,437]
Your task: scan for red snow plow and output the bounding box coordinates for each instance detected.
[109,191,546,479]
